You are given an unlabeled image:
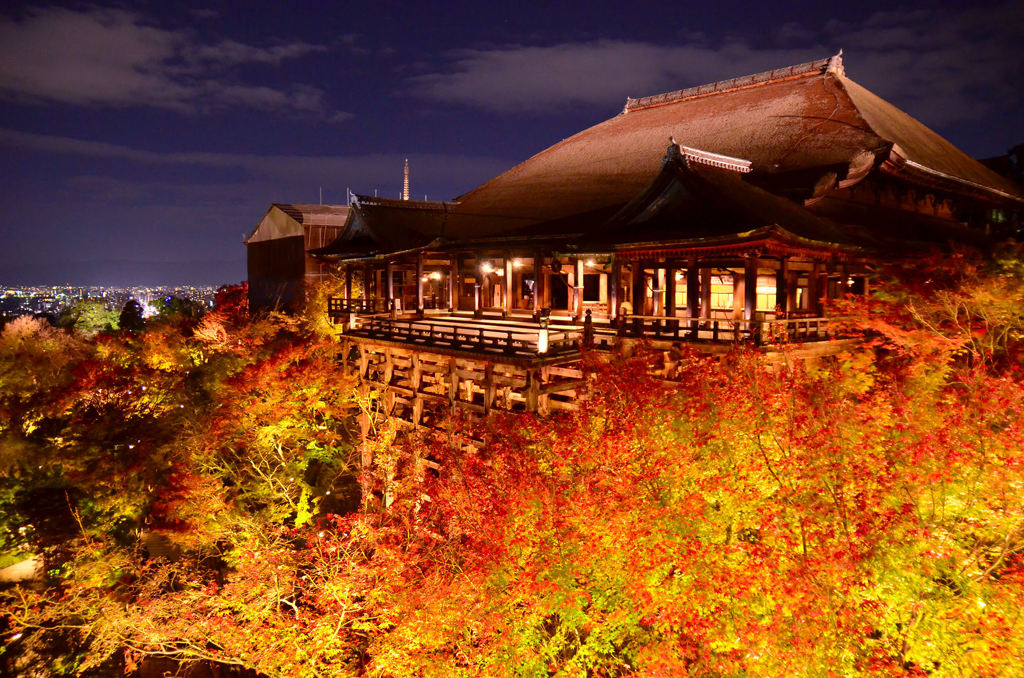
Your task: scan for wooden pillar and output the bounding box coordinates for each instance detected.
[473,255,482,317]
[573,257,584,320]
[743,256,757,322]
[448,358,459,412]
[609,257,620,320]
[416,252,425,312]
[449,255,458,311]
[344,264,353,301]
[819,262,830,313]
[533,251,544,316]
[775,257,788,315]
[503,255,513,317]
[385,260,395,314]
[700,267,711,318]
[631,261,644,314]
[362,265,371,304]
[807,265,819,313]
[483,363,495,414]
[665,264,676,317]
[686,261,700,319]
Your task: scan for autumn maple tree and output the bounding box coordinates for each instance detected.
[2,252,1023,677]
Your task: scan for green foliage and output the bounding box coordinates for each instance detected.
[150,295,207,321]
[58,299,120,336]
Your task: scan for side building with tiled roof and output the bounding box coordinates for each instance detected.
[245,203,349,311]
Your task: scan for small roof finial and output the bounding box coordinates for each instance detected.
[663,137,684,167]
[827,50,845,76]
[402,158,410,201]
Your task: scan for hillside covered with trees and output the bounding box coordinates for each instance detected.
[2,250,1024,677]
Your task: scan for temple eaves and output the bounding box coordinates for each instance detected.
[665,141,753,173]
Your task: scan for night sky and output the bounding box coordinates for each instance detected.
[1,1,1021,286]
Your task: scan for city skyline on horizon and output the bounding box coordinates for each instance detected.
[1,1,1021,286]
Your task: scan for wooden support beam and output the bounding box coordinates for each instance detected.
[533,251,543,315]
[700,267,711,318]
[448,357,458,412]
[817,263,829,315]
[473,256,482,318]
[538,366,550,414]
[416,251,425,312]
[609,257,620,319]
[504,255,513,317]
[358,345,369,377]
[686,259,700,319]
[652,265,663,317]
[526,368,539,411]
[573,257,584,320]
[449,255,458,311]
[383,348,394,385]
[484,363,496,413]
[744,256,757,322]
[386,260,395,315]
[411,353,422,392]
[776,257,789,314]
[412,396,423,427]
[631,261,644,314]
[665,264,676,317]
[345,264,353,302]
[362,265,371,303]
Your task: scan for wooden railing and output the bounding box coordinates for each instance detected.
[348,317,581,357]
[608,315,831,344]
[329,298,833,350]
[328,296,449,321]
[328,297,383,318]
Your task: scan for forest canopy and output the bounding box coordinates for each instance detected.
[2,248,1024,677]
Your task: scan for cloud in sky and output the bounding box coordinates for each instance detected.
[409,41,823,112]
[0,127,508,200]
[409,2,1023,127]
[0,6,347,119]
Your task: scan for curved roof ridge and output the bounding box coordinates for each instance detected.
[623,53,842,113]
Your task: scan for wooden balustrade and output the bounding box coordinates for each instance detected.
[609,314,831,344]
[348,317,581,357]
[327,297,383,319]
[329,295,832,350]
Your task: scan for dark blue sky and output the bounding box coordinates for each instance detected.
[1,1,1021,285]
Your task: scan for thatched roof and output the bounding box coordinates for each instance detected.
[446,53,1021,233]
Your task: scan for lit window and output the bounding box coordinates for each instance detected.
[755,275,777,311]
[710,275,733,310]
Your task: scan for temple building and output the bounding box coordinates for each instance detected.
[248,53,1024,424]
[245,203,349,311]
